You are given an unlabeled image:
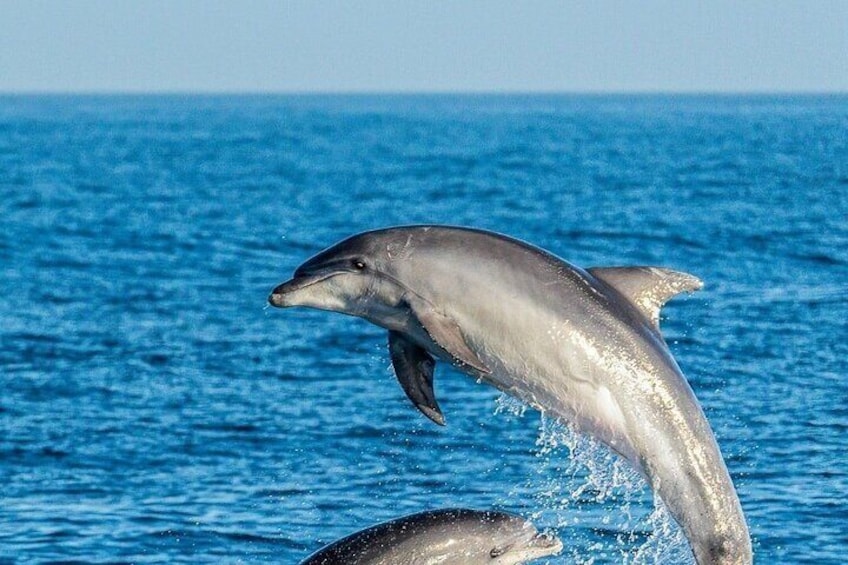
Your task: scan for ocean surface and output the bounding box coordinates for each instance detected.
[1,94,846,564]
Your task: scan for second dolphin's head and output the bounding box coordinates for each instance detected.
[299,508,563,565]
[469,510,564,564]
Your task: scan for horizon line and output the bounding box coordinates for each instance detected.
[1,89,847,97]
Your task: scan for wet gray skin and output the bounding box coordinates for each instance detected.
[269,226,752,565]
[299,508,562,565]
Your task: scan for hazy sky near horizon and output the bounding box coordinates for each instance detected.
[1,1,846,93]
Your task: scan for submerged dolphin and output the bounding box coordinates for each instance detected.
[269,226,752,565]
[299,508,562,565]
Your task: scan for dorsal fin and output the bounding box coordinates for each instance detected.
[587,267,703,331]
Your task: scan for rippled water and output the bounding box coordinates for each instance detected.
[1,94,846,564]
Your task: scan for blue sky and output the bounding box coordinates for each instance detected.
[1,0,846,93]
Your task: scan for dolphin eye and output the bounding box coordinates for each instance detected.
[490,547,505,558]
[352,259,367,271]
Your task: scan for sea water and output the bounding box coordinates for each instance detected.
[1,94,846,563]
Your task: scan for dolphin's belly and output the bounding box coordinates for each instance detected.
[492,358,641,467]
[457,296,651,467]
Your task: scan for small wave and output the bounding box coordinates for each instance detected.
[788,252,846,266]
[144,528,303,550]
[38,561,112,565]
[192,422,261,434]
[718,283,848,306]
[254,487,305,498]
[213,530,287,545]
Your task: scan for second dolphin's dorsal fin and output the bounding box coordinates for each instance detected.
[587,267,703,330]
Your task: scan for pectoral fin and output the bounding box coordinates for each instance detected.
[405,296,491,375]
[388,331,445,426]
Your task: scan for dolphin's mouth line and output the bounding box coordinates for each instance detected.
[269,272,338,305]
[290,272,335,289]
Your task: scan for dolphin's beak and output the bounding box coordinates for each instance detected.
[268,279,295,307]
[268,274,330,307]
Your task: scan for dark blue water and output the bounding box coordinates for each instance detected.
[1,94,846,564]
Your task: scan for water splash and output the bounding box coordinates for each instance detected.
[628,499,691,565]
[494,393,529,418]
[495,394,693,564]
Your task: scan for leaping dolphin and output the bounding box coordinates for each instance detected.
[269,225,752,565]
[299,508,562,564]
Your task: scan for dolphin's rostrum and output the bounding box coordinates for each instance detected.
[269,225,752,565]
[299,508,562,565]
